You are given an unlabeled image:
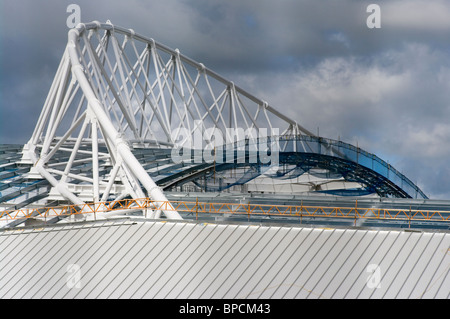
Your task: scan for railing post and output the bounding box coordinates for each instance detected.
[300,200,303,224]
[196,197,198,221]
[409,206,411,228]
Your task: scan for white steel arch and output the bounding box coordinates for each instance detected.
[21,21,308,218]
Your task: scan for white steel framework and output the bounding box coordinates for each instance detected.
[21,21,307,219]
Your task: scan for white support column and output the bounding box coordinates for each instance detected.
[68,28,181,220]
[91,115,100,204]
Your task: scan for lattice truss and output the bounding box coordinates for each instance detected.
[21,21,312,218]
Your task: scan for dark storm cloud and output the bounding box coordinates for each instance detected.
[1,0,450,198]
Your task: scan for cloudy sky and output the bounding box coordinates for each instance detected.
[1,0,450,199]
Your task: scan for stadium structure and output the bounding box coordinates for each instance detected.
[0,21,449,299]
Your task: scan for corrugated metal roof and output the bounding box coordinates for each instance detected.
[0,219,449,299]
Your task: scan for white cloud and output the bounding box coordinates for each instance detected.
[399,124,450,158]
[231,41,450,198]
[237,54,412,141]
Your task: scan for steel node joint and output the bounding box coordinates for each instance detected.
[68,28,81,38]
[115,137,130,152]
[198,63,206,73]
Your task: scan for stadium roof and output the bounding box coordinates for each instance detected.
[1,219,448,299]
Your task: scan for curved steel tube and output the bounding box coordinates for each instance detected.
[71,21,314,136]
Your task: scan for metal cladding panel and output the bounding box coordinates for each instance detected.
[232,226,302,299]
[155,223,233,299]
[0,220,449,299]
[395,232,445,299]
[172,223,246,299]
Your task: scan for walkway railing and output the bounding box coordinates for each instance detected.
[1,198,449,226]
[277,135,428,199]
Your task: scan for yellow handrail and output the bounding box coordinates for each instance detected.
[1,198,449,224]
